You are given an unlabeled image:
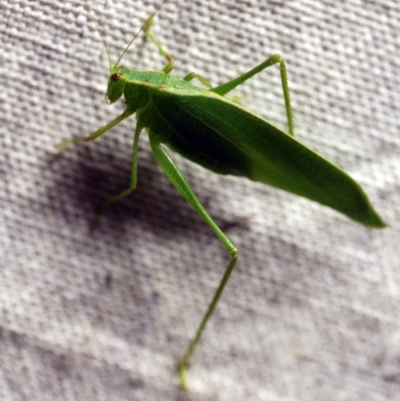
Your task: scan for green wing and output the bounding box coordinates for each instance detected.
[144,86,384,228]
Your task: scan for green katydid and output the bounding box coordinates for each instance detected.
[59,1,385,388]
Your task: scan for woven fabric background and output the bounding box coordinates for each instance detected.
[1,0,399,400]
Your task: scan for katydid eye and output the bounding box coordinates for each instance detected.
[110,73,122,82]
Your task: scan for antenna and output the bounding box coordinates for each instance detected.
[115,0,169,67]
[84,3,112,68]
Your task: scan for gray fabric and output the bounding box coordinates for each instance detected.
[1,0,399,400]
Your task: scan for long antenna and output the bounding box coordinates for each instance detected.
[84,3,112,68]
[115,0,169,67]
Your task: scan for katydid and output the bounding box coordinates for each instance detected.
[59,2,385,388]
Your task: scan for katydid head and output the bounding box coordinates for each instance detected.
[106,66,126,104]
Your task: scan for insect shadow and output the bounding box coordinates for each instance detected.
[48,137,237,243]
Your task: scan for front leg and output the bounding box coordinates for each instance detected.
[144,17,175,73]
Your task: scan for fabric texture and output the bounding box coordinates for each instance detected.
[1,0,399,400]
